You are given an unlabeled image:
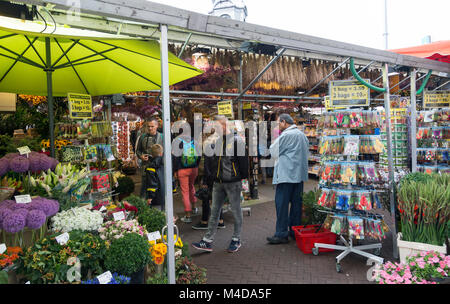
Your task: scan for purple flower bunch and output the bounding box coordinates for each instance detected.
[0,197,59,233]
[0,152,58,175]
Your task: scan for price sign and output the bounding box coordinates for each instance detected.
[15,195,32,204]
[97,271,112,284]
[329,80,370,107]
[147,231,162,242]
[56,232,70,245]
[217,100,234,119]
[243,102,252,110]
[113,211,125,221]
[423,90,449,108]
[17,146,31,155]
[25,281,30,284]
[0,243,6,254]
[68,93,93,119]
[99,206,107,212]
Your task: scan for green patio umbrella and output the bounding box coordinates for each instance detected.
[0,17,202,156]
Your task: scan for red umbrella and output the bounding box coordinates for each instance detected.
[389,40,450,63]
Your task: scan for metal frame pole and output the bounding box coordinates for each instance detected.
[410,69,417,172]
[238,53,243,120]
[45,37,55,158]
[432,80,450,91]
[177,32,192,58]
[349,60,374,80]
[382,63,398,259]
[160,24,176,284]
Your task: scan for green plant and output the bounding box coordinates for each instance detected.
[302,190,327,225]
[114,176,135,195]
[0,270,7,284]
[104,233,150,276]
[146,273,168,284]
[397,173,450,246]
[176,257,207,284]
[137,207,166,233]
[124,194,150,215]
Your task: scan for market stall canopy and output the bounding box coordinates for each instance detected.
[389,41,450,64]
[0,16,203,96]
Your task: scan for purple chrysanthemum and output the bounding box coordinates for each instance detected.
[26,209,46,229]
[9,155,30,173]
[0,158,9,176]
[2,212,26,233]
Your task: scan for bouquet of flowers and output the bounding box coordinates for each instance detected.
[98,219,146,243]
[0,246,22,270]
[51,207,103,233]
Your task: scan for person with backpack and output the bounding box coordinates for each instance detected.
[173,127,201,223]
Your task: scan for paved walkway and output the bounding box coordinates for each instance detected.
[131,175,395,284]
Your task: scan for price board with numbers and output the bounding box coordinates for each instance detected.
[329,80,370,107]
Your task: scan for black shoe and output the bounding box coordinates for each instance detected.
[218,222,226,229]
[192,222,208,230]
[266,236,289,244]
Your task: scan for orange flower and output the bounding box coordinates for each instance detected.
[154,256,164,265]
[7,247,22,255]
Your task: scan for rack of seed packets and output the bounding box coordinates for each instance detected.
[314,109,388,271]
[416,108,450,174]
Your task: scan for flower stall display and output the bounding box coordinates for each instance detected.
[137,207,166,234]
[374,251,450,284]
[92,200,138,222]
[104,233,150,283]
[397,173,449,262]
[98,220,146,243]
[0,152,58,176]
[16,231,108,284]
[0,246,22,270]
[0,197,59,247]
[51,207,103,233]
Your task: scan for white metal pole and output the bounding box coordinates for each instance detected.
[382,63,398,259]
[384,0,389,49]
[160,23,176,284]
[410,69,417,172]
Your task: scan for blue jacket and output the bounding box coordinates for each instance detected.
[269,125,309,184]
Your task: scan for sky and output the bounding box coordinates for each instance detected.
[147,0,449,50]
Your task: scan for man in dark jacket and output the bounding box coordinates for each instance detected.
[192,116,249,253]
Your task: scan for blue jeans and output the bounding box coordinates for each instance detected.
[274,182,303,239]
[203,181,243,243]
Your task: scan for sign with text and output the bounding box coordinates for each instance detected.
[243,102,252,110]
[56,232,70,245]
[423,90,449,108]
[68,93,93,119]
[217,100,234,119]
[97,271,112,284]
[329,80,370,107]
[0,243,6,254]
[147,231,162,242]
[15,195,32,204]
[324,96,345,110]
[17,146,31,155]
[113,211,125,221]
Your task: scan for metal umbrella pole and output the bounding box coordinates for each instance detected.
[382,63,398,259]
[160,24,176,284]
[45,37,56,158]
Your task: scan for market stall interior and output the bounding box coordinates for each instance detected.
[0,0,449,284]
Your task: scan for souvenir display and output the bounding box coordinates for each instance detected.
[348,217,364,240]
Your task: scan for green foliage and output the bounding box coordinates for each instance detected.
[302,190,328,225]
[104,233,150,276]
[15,230,107,284]
[137,207,166,233]
[399,172,433,186]
[124,194,149,215]
[114,176,135,195]
[146,273,168,284]
[0,134,42,157]
[0,270,8,284]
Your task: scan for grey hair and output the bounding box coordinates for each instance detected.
[214,115,228,122]
[279,113,294,124]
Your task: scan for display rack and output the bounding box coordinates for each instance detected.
[314,109,388,272]
[301,121,321,176]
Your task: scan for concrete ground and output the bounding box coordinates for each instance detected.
[131,174,396,284]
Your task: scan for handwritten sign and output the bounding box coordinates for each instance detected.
[217,100,234,119]
[56,232,70,245]
[147,231,162,242]
[15,195,32,204]
[17,146,31,155]
[329,80,370,107]
[423,90,449,109]
[113,211,125,221]
[68,93,93,119]
[97,271,112,284]
[0,243,6,254]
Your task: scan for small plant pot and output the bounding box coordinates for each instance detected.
[129,268,145,284]
[397,233,447,264]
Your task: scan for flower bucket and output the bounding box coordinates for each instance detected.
[397,233,447,264]
[129,268,145,284]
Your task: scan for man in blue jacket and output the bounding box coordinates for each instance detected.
[267,114,309,244]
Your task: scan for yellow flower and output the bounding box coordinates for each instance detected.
[106,204,117,210]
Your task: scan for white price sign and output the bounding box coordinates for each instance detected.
[56,232,70,245]
[99,206,107,212]
[113,211,125,221]
[147,231,162,242]
[0,243,6,254]
[97,271,112,284]
[15,195,32,204]
[17,146,31,155]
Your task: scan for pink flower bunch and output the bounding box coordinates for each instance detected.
[376,251,449,284]
[98,219,146,242]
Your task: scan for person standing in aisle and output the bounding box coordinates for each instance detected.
[192,115,249,253]
[173,124,201,223]
[267,113,309,244]
[136,117,163,199]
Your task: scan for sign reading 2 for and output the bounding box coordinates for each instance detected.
[329,80,370,107]
[68,93,93,119]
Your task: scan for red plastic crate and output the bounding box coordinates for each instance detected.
[292,224,337,254]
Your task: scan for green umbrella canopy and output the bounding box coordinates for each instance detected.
[0,17,203,96]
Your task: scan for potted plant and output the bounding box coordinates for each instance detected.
[397,173,449,263]
[114,176,135,200]
[137,207,166,233]
[104,233,150,284]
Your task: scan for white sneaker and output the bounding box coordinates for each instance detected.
[180,216,192,223]
[192,207,199,215]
